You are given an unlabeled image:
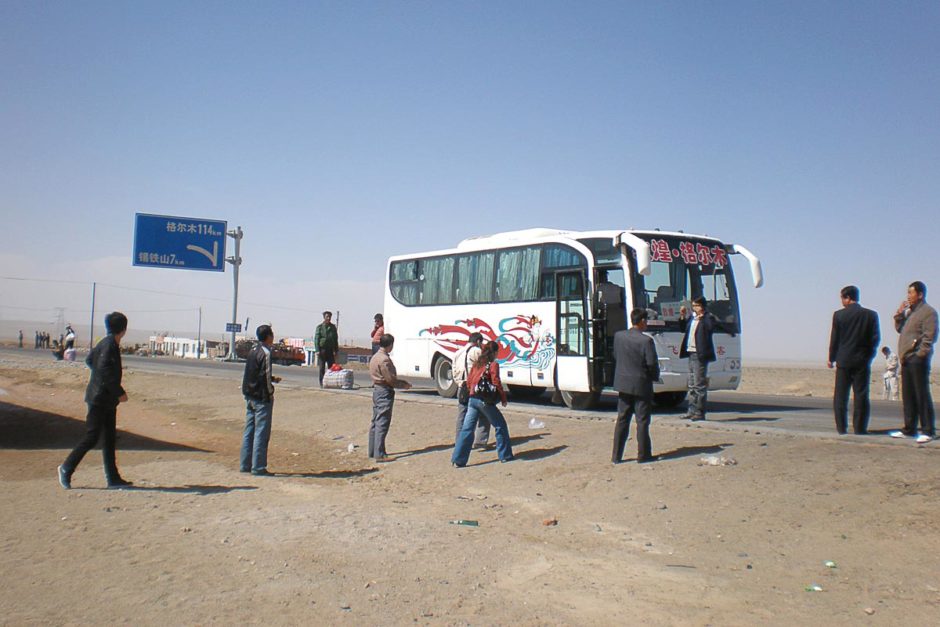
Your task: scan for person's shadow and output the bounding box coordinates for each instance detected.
[85,485,257,494]
[655,443,733,461]
[391,443,454,459]
[270,468,381,479]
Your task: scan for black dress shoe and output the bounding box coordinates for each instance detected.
[57,465,72,490]
[636,456,656,464]
[107,478,133,489]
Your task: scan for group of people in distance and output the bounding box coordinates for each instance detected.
[55,279,937,489]
[828,281,937,443]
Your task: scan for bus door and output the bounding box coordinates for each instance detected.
[555,271,592,393]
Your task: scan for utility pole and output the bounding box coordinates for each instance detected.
[226,226,243,360]
[196,306,202,359]
[89,282,96,350]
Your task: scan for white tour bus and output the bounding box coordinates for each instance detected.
[384,228,763,409]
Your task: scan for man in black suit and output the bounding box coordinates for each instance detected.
[612,308,660,463]
[58,312,132,489]
[678,297,729,421]
[828,285,880,434]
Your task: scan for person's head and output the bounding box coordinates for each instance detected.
[256,324,274,346]
[882,346,891,356]
[379,333,395,351]
[630,307,648,330]
[908,281,927,305]
[105,312,128,340]
[840,285,859,305]
[691,296,707,316]
[322,311,333,322]
[475,341,499,366]
[468,332,484,347]
[374,313,383,325]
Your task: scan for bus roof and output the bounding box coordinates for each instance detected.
[387,228,726,261]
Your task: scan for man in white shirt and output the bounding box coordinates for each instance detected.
[882,346,899,401]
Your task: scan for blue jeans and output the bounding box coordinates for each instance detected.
[452,398,513,466]
[241,397,273,472]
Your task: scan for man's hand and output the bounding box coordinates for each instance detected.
[118,393,128,403]
[501,400,508,408]
[827,362,833,369]
[897,299,910,316]
[679,305,688,319]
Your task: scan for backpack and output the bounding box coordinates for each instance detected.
[472,363,500,405]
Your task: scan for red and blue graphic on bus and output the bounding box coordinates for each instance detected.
[420,315,556,370]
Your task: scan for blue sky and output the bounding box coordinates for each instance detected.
[1,1,938,360]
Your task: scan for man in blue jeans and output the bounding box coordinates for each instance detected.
[241,324,281,475]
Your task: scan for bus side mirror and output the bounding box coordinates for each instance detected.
[616,233,651,276]
[729,244,763,288]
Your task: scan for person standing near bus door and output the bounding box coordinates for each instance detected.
[370,313,385,355]
[369,334,412,462]
[889,281,938,443]
[58,312,132,489]
[314,311,339,387]
[678,297,728,421]
[881,346,899,401]
[612,308,659,463]
[827,285,880,435]
[451,333,491,448]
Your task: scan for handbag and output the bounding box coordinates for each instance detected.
[473,364,501,406]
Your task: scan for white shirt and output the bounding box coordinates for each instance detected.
[687,316,701,353]
[452,345,482,384]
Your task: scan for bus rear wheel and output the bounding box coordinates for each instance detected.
[433,356,457,398]
[559,390,600,410]
[654,391,687,408]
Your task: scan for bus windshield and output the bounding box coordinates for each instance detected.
[634,235,740,333]
[579,235,740,333]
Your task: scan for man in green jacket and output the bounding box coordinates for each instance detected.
[315,311,339,387]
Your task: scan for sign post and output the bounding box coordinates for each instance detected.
[226,227,243,360]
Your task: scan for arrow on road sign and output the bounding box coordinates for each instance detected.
[186,241,219,267]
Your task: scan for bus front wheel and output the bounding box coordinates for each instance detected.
[559,390,599,410]
[433,356,457,398]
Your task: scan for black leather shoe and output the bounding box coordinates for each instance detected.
[57,465,71,490]
[637,456,657,464]
[107,478,133,489]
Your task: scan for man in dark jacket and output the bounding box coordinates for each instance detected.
[678,297,730,421]
[241,324,281,475]
[314,311,339,387]
[58,312,131,489]
[612,308,660,463]
[827,285,880,434]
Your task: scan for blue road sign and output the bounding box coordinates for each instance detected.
[133,213,227,272]
[225,323,243,333]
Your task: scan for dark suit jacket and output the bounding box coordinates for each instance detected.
[829,303,880,369]
[679,313,730,363]
[612,327,660,399]
[84,335,125,407]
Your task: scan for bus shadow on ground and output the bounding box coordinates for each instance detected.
[82,485,257,494]
[655,443,733,461]
[705,399,809,414]
[0,401,210,452]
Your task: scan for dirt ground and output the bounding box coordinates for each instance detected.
[1,354,939,626]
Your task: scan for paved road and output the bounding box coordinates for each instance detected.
[3,347,936,447]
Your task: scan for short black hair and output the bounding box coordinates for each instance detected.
[468,332,484,344]
[374,313,383,322]
[691,296,707,308]
[909,281,927,297]
[105,312,128,334]
[630,308,648,326]
[379,333,394,348]
[841,285,859,301]
[323,311,332,317]
[882,346,890,354]
[256,324,273,342]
